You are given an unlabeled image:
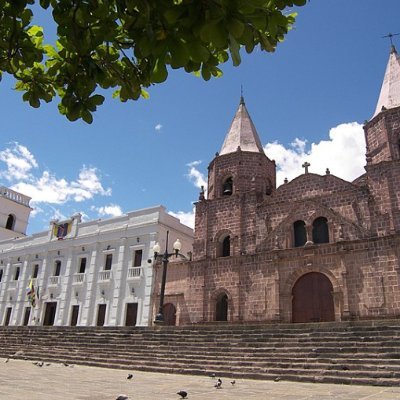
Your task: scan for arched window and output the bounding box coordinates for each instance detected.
[216,293,228,321]
[294,220,307,247]
[221,236,230,257]
[312,217,329,244]
[265,178,273,195]
[5,214,15,230]
[222,177,233,196]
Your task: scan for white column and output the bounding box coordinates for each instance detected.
[56,248,73,325]
[0,260,11,324]
[139,236,156,326]
[80,245,98,326]
[109,238,128,326]
[34,254,48,325]
[14,258,29,325]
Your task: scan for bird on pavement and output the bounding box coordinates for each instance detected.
[115,395,129,400]
[127,374,133,380]
[177,390,188,399]
[4,358,9,363]
[231,380,236,385]
[215,378,222,389]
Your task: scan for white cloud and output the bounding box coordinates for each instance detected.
[169,209,195,229]
[50,208,67,222]
[155,124,162,131]
[186,160,207,192]
[0,143,38,181]
[94,204,123,218]
[11,166,111,205]
[0,143,112,230]
[264,122,365,186]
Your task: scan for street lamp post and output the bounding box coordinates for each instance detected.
[153,230,183,324]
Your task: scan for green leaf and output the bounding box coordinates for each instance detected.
[229,35,241,66]
[227,19,245,39]
[187,42,210,63]
[151,58,168,83]
[39,0,50,9]
[82,110,93,124]
[141,88,150,99]
[201,65,211,81]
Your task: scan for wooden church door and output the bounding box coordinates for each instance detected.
[292,272,335,323]
[216,294,228,321]
[163,303,176,326]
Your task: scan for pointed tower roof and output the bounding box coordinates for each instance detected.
[373,45,400,117]
[219,97,264,155]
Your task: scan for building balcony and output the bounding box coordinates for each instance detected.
[0,186,31,206]
[48,276,61,286]
[98,270,112,282]
[72,273,85,284]
[127,267,142,279]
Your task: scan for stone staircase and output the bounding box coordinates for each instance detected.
[1,320,400,386]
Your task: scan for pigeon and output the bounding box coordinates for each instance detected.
[274,377,280,382]
[36,361,44,367]
[177,391,188,399]
[45,363,51,366]
[63,362,69,367]
[4,358,9,363]
[127,374,133,380]
[230,380,236,385]
[215,378,222,389]
[209,373,216,379]
[115,395,129,400]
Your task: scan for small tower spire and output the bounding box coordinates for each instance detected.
[219,96,264,156]
[372,38,400,118]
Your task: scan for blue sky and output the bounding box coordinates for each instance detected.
[1,1,399,235]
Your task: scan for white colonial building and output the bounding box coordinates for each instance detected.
[0,188,193,327]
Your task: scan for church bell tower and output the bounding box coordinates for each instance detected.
[364,44,400,234]
[193,97,276,260]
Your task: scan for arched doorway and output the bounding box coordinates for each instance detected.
[6,214,15,230]
[162,303,176,326]
[215,293,228,321]
[292,272,335,323]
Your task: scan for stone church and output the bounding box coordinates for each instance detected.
[155,45,400,325]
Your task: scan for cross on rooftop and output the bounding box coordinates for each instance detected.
[382,32,400,46]
[302,161,310,174]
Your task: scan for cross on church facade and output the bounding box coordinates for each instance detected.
[302,161,310,174]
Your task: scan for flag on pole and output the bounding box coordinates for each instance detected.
[26,279,36,307]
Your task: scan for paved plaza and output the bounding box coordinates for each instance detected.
[1,357,400,400]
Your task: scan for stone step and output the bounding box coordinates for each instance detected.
[2,321,400,386]
[8,351,400,387]
[7,346,400,377]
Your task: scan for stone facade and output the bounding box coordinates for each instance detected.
[154,47,400,325]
